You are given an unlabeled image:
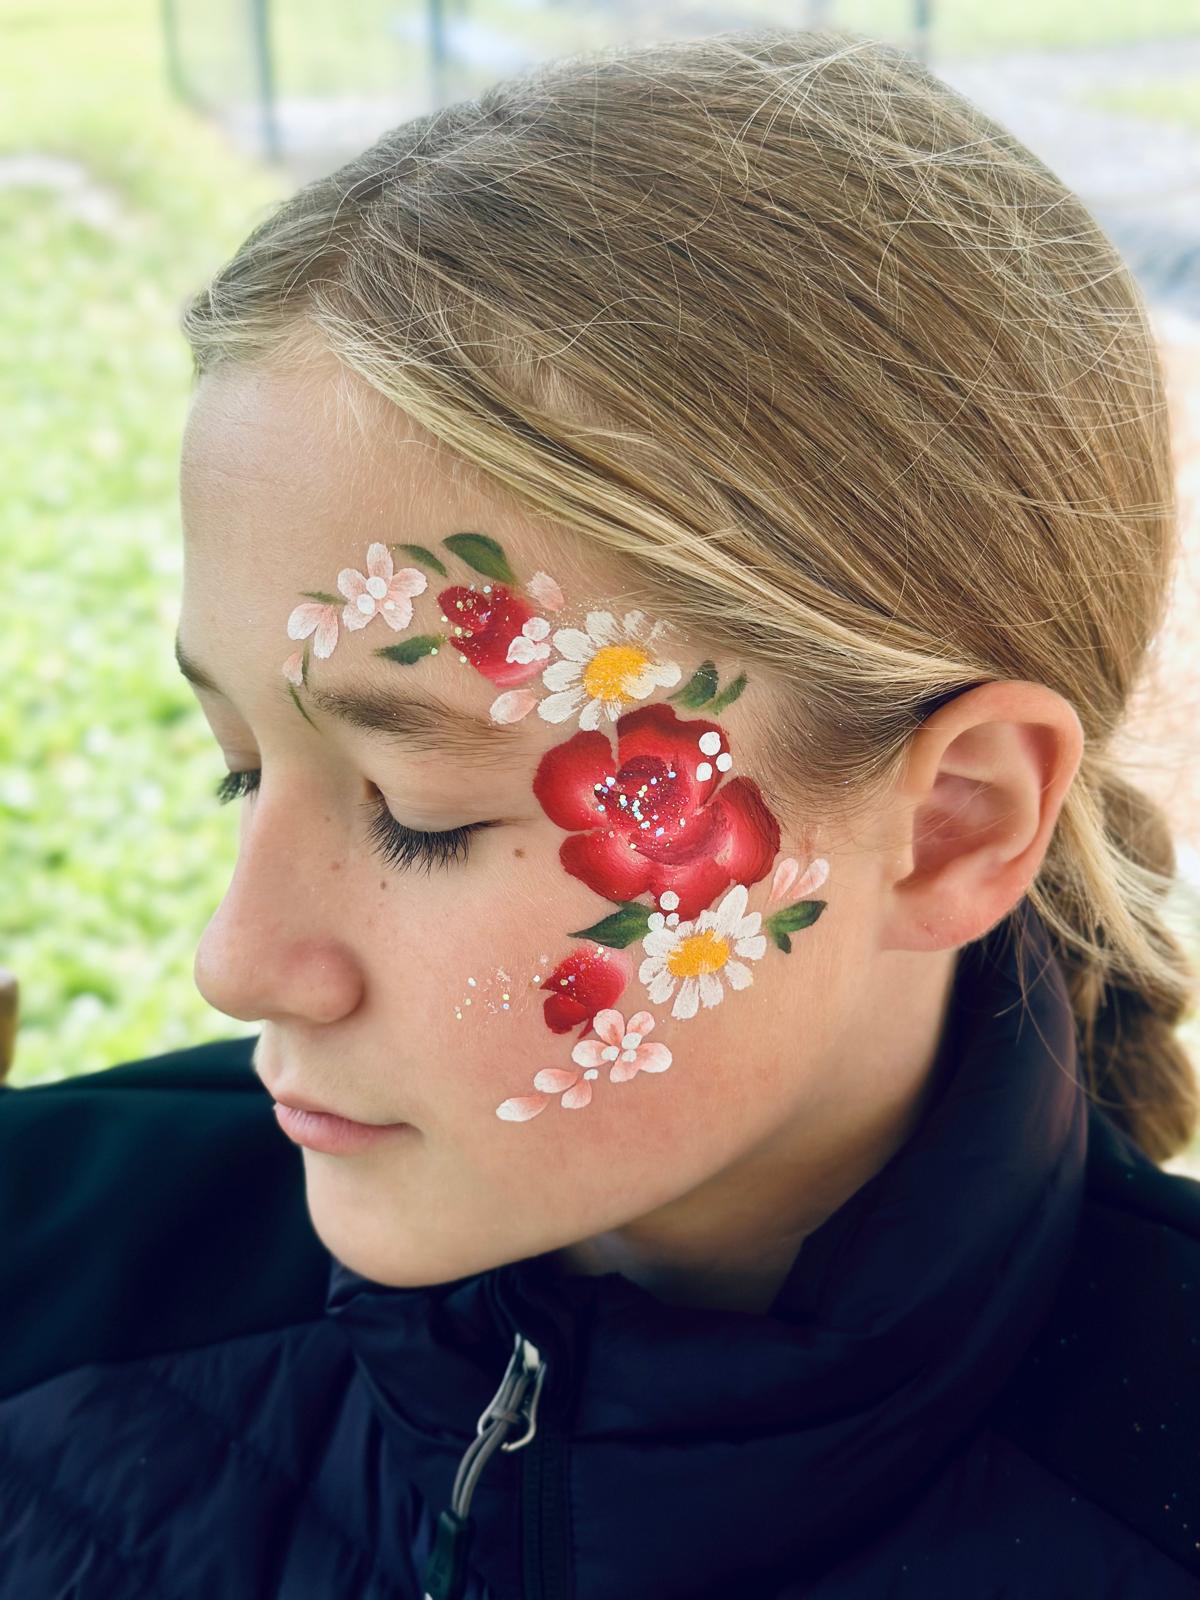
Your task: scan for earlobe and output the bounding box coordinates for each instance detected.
[881,680,1084,953]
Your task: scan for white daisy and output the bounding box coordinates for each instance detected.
[537,610,682,731]
[638,882,767,1020]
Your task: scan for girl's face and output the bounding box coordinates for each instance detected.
[178,347,907,1300]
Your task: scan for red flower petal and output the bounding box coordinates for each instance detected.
[437,583,543,686]
[709,776,782,889]
[560,827,653,904]
[647,852,739,921]
[532,729,615,832]
[540,946,629,1034]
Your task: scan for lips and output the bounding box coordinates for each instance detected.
[266,1083,403,1129]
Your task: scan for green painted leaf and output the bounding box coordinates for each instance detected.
[569,900,653,950]
[766,898,827,952]
[668,660,718,708]
[299,589,343,607]
[707,671,748,713]
[442,531,516,585]
[287,683,319,730]
[391,542,448,577]
[375,633,445,666]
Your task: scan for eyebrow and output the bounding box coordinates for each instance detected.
[174,635,533,767]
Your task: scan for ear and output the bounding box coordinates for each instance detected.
[880,680,1084,953]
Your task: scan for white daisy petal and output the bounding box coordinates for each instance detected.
[624,667,661,700]
[712,883,749,937]
[734,911,762,939]
[641,930,678,957]
[541,658,582,692]
[648,970,677,1005]
[638,955,667,984]
[651,660,682,687]
[622,610,648,636]
[724,960,754,990]
[552,628,595,662]
[537,688,586,723]
[585,610,620,645]
[698,970,725,1008]
[733,934,767,961]
[579,698,603,731]
[672,979,701,1020]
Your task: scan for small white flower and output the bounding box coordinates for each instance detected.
[537,610,682,731]
[637,882,767,1020]
[505,615,552,665]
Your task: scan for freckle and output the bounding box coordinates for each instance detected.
[513,846,525,858]
[330,861,342,873]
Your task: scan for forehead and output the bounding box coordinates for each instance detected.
[181,350,583,587]
[176,348,662,747]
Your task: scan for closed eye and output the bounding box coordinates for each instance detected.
[213,768,496,874]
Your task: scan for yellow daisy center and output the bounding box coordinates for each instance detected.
[667,929,731,979]
[582,643,651,703]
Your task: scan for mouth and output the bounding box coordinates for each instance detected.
[271,1098,414,1155]
[268,1087,410,1129]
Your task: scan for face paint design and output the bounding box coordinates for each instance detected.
[275,526,829,1128]
[531,701,779,919]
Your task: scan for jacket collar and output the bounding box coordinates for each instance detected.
[325,899,1088,1586]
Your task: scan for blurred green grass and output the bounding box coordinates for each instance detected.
[2,0,1199,1100]
[1079,78,1200,130]
[0,1,286,1084]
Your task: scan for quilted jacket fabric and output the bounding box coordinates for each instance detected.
[1,899,1199,1599]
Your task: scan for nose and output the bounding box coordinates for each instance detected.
[193,780,365,1027]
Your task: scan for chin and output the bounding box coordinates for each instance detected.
[305,1195,509,1290]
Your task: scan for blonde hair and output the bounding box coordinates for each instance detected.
[181,26,1198,1163]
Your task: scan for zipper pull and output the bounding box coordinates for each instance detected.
[422,1331,549,1600]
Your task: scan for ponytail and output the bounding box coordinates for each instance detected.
[1024,765,1199,1164]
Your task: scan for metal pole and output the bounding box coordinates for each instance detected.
[912,0,932,64]
[248,0,283,163]
[428,0,448,110]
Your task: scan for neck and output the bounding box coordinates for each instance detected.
[552,945,961,1315]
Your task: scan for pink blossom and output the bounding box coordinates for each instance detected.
[526,570,565,611]
[765,854,829,908]
[337,542,428,633]
[286,600,340,660]
[494,1007,672,1120]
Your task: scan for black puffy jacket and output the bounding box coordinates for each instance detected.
[2,902,1199,1598]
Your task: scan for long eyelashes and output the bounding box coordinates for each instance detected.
[212,768,490,875]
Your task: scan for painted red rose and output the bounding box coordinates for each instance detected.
[532,701,781,920]
[540,946,630,1035]
[437,582,544,687]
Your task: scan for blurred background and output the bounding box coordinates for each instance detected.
[1,1,1197,1173]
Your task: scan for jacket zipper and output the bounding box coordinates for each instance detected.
[421,1329,549,1600]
